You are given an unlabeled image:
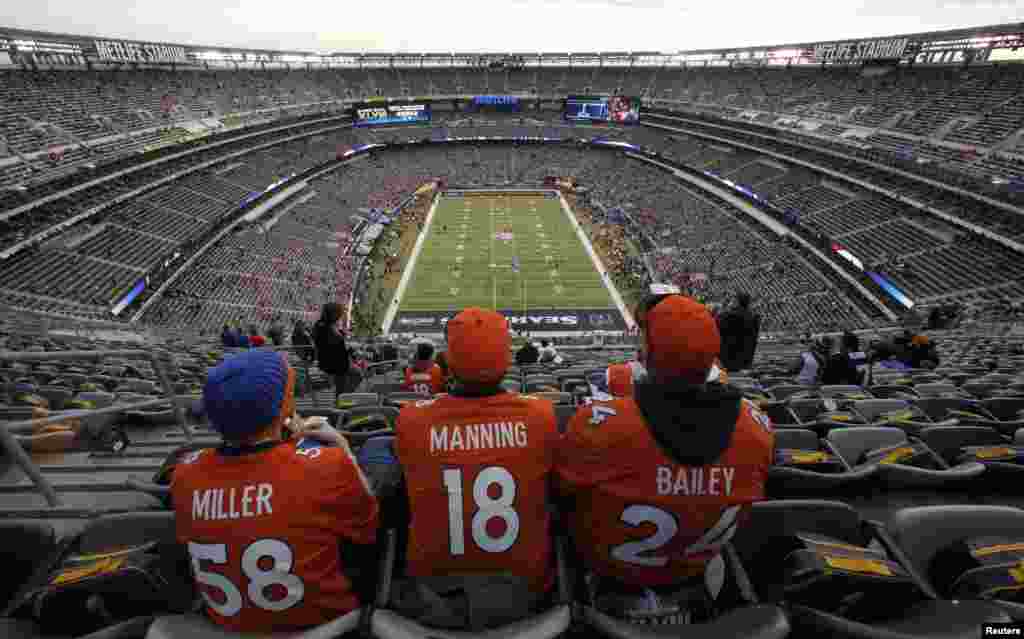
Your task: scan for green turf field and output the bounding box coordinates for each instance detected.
[397,192,615,315]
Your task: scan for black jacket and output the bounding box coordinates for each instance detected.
[515,343,539,365]
[313,321,350,376]
[717,306,760,372]
[633,380,745,466]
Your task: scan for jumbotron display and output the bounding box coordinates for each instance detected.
[563,95,641,124]
[352,101,431,127]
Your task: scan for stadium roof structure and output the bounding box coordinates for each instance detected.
[1,21,1023,70]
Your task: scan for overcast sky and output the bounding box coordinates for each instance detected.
[3,1,1022,53]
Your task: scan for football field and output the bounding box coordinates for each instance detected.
[390,191,625,332]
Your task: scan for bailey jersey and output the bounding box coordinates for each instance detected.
[395,392,559,592]
[556,398,772,587]
[403,363,445,395]
[171,438,379,633]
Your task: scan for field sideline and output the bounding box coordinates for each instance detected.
[390,191,623,331]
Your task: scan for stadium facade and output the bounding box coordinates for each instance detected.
[2,22,1023,71]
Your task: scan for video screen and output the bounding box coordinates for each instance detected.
[563,95,640,124]
[353,101,431,127]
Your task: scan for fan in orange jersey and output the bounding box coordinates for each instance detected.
[403,342,446,395]
[556,294,773,618]
[393,307,560,626]
[172,350,379,633]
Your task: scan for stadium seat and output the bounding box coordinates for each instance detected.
[769,428,876,493]
[527,392,571,405]
[912,383,965,399]
[581,604,790,639]
[916,426,1007,464]
[368,530,572,639]
[734,500,1010,637]
[146,610,363,639]
[334,393,381,409]
[886,505,1024,620]
[554,404,574,433]
[827,427,985,487]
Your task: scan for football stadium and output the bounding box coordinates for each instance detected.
[0,4,1023,638]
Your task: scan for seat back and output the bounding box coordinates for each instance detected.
[851,399,912,422]
[912,397,975,422]
[774,428,819,451]
[887,505,1024,588]
[826,427,908,465]
[982,397,1024,421]
[0,520,56,609]
[913,383,961,398]
[732,500,867,567]
[917,426,1004,462]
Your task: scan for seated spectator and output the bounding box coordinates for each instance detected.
[556,295,772,623]
[248,325,267,348]
[393,308,559,628]
[403,343,446,395]
[908,334,940,369]
[792,336,831,385]
[171,350,378,633]
[538,339,558,363]
[822,332,869,386]
[515,338,540,365]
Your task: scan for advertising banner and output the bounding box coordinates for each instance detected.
[393,308,627,332]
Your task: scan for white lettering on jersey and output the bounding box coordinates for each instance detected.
[192,484,274,521]
[656,466,735,496]
[429,422,529,453]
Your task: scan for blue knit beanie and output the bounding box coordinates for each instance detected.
[204,350,288,439]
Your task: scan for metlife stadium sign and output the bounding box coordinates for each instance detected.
[94,40,188,64]
[812,38,910,62]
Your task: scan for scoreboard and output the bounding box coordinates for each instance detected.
[564,95,640,124]
[352,101,431,127]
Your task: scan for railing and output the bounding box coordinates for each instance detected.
[0,348,191,511]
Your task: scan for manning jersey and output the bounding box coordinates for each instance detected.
[403,363,445,395]
[171,438,379,633]
[394,392,559,592]
[556,398,772,587]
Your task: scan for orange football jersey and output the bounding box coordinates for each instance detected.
[403,364,445,395]
[171,439,379,633]
[394,393,559,592]
[556,398,772,586]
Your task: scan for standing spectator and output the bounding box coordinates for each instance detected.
[822,332,870,386]
[314,303,351,397]
[267,320,285,347]
[221,322,239,348]
[291,319,314,362]
[377,337,398,362]
[717,292,760,373]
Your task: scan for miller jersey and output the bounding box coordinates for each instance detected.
[171,439,379,633]
[556,398,773,586]
[395,393,559,591]
[403,364,445,395]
